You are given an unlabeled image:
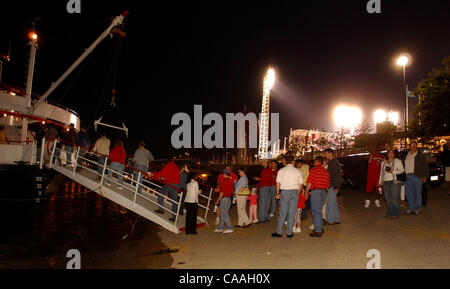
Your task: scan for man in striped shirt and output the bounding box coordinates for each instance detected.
[305,156,330,237]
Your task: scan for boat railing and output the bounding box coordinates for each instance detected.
[46,138,213,227]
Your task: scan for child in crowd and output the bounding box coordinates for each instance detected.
[247,188,258,223]
[294,191,307,233]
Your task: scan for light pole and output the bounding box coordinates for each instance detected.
[397,54,410,148]
[258,68,275,159]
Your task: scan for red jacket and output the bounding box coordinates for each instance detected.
[219,175,235,197]
[367,153,384,178]
[257,167,278,188]
[109,146,127,164]
[152,161,180,184]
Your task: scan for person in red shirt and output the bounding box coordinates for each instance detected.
[293,192,306,233]
[254,160,278,222]
[247,188,258,223]
[305,156,330,237]
[365,149,385,208]
[214,169,236,233]
[213,165,237,225]
[106,140,127,188]
[151,158,181,221]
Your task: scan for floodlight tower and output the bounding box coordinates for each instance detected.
[258,68,275,159]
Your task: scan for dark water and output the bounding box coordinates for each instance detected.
[0,175,173,269]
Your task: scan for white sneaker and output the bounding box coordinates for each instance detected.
[215,218,220,225]
[375,200,381,208]
[252,220,258,223]
[214,229,223,233]
[284,221,288,225]
[297,227,302,233]
[364,200,370,208]
[269,214,274,218]
[117,186,123,190]
[222,229,234,234]
[309,224,314,230]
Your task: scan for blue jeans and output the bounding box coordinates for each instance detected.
[276,190,299,235]
[157,183,180,217]
[310,189,326,233]
[134,165,148,194]
[405,174,422,211]
[269,186,277,215]
[65,145,74,165]
[107,162,124,185]
[326,186,340,223]
[383,181,401,217]
[97,156,106,176]
[258,186,271,222]
[218,197,233,230]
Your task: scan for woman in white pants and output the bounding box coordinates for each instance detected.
[234,168,252,228]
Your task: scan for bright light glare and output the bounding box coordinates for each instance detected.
[397,55,409,66]
[264,68,276,92]
[388,111,399,125]
[28,32,38,40]
[374,109,387,123]
[334,105,362,134]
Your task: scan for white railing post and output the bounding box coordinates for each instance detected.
[204,187,213,223]
[49,139,57,168]
[100,156,108,187]
[39,137,45,170]
[174,188,183,227]
[133,171,141,208]
[72,146,80,176]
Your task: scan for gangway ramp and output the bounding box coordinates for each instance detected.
[47,140,213,234]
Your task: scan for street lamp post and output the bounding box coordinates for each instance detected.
[397,54,409,148]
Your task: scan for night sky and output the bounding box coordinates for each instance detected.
[1,0,449,158]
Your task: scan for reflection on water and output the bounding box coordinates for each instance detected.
[0,175,173,269]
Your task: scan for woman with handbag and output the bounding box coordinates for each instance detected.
[234,168,252,228]
[379,149,405,219]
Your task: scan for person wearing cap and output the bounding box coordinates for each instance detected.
[214,165,237,225]
[214,168,236,233]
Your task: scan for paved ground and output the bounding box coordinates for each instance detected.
[154,185,450,269]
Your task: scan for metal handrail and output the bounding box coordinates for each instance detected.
[48,138,213,228]
[50,141,185,219]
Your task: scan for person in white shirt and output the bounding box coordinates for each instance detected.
[379,149,404,219]
[184,173,201,235]
[272,155,303,238]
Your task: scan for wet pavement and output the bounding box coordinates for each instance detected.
[0,176,173,269]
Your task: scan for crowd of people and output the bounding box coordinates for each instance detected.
[211,141,441,238]
[40,123,449,238]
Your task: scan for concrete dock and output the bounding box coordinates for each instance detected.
[153,185,450,269]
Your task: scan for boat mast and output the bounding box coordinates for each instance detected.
[21,32,38,143]
[31,11,129,112]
